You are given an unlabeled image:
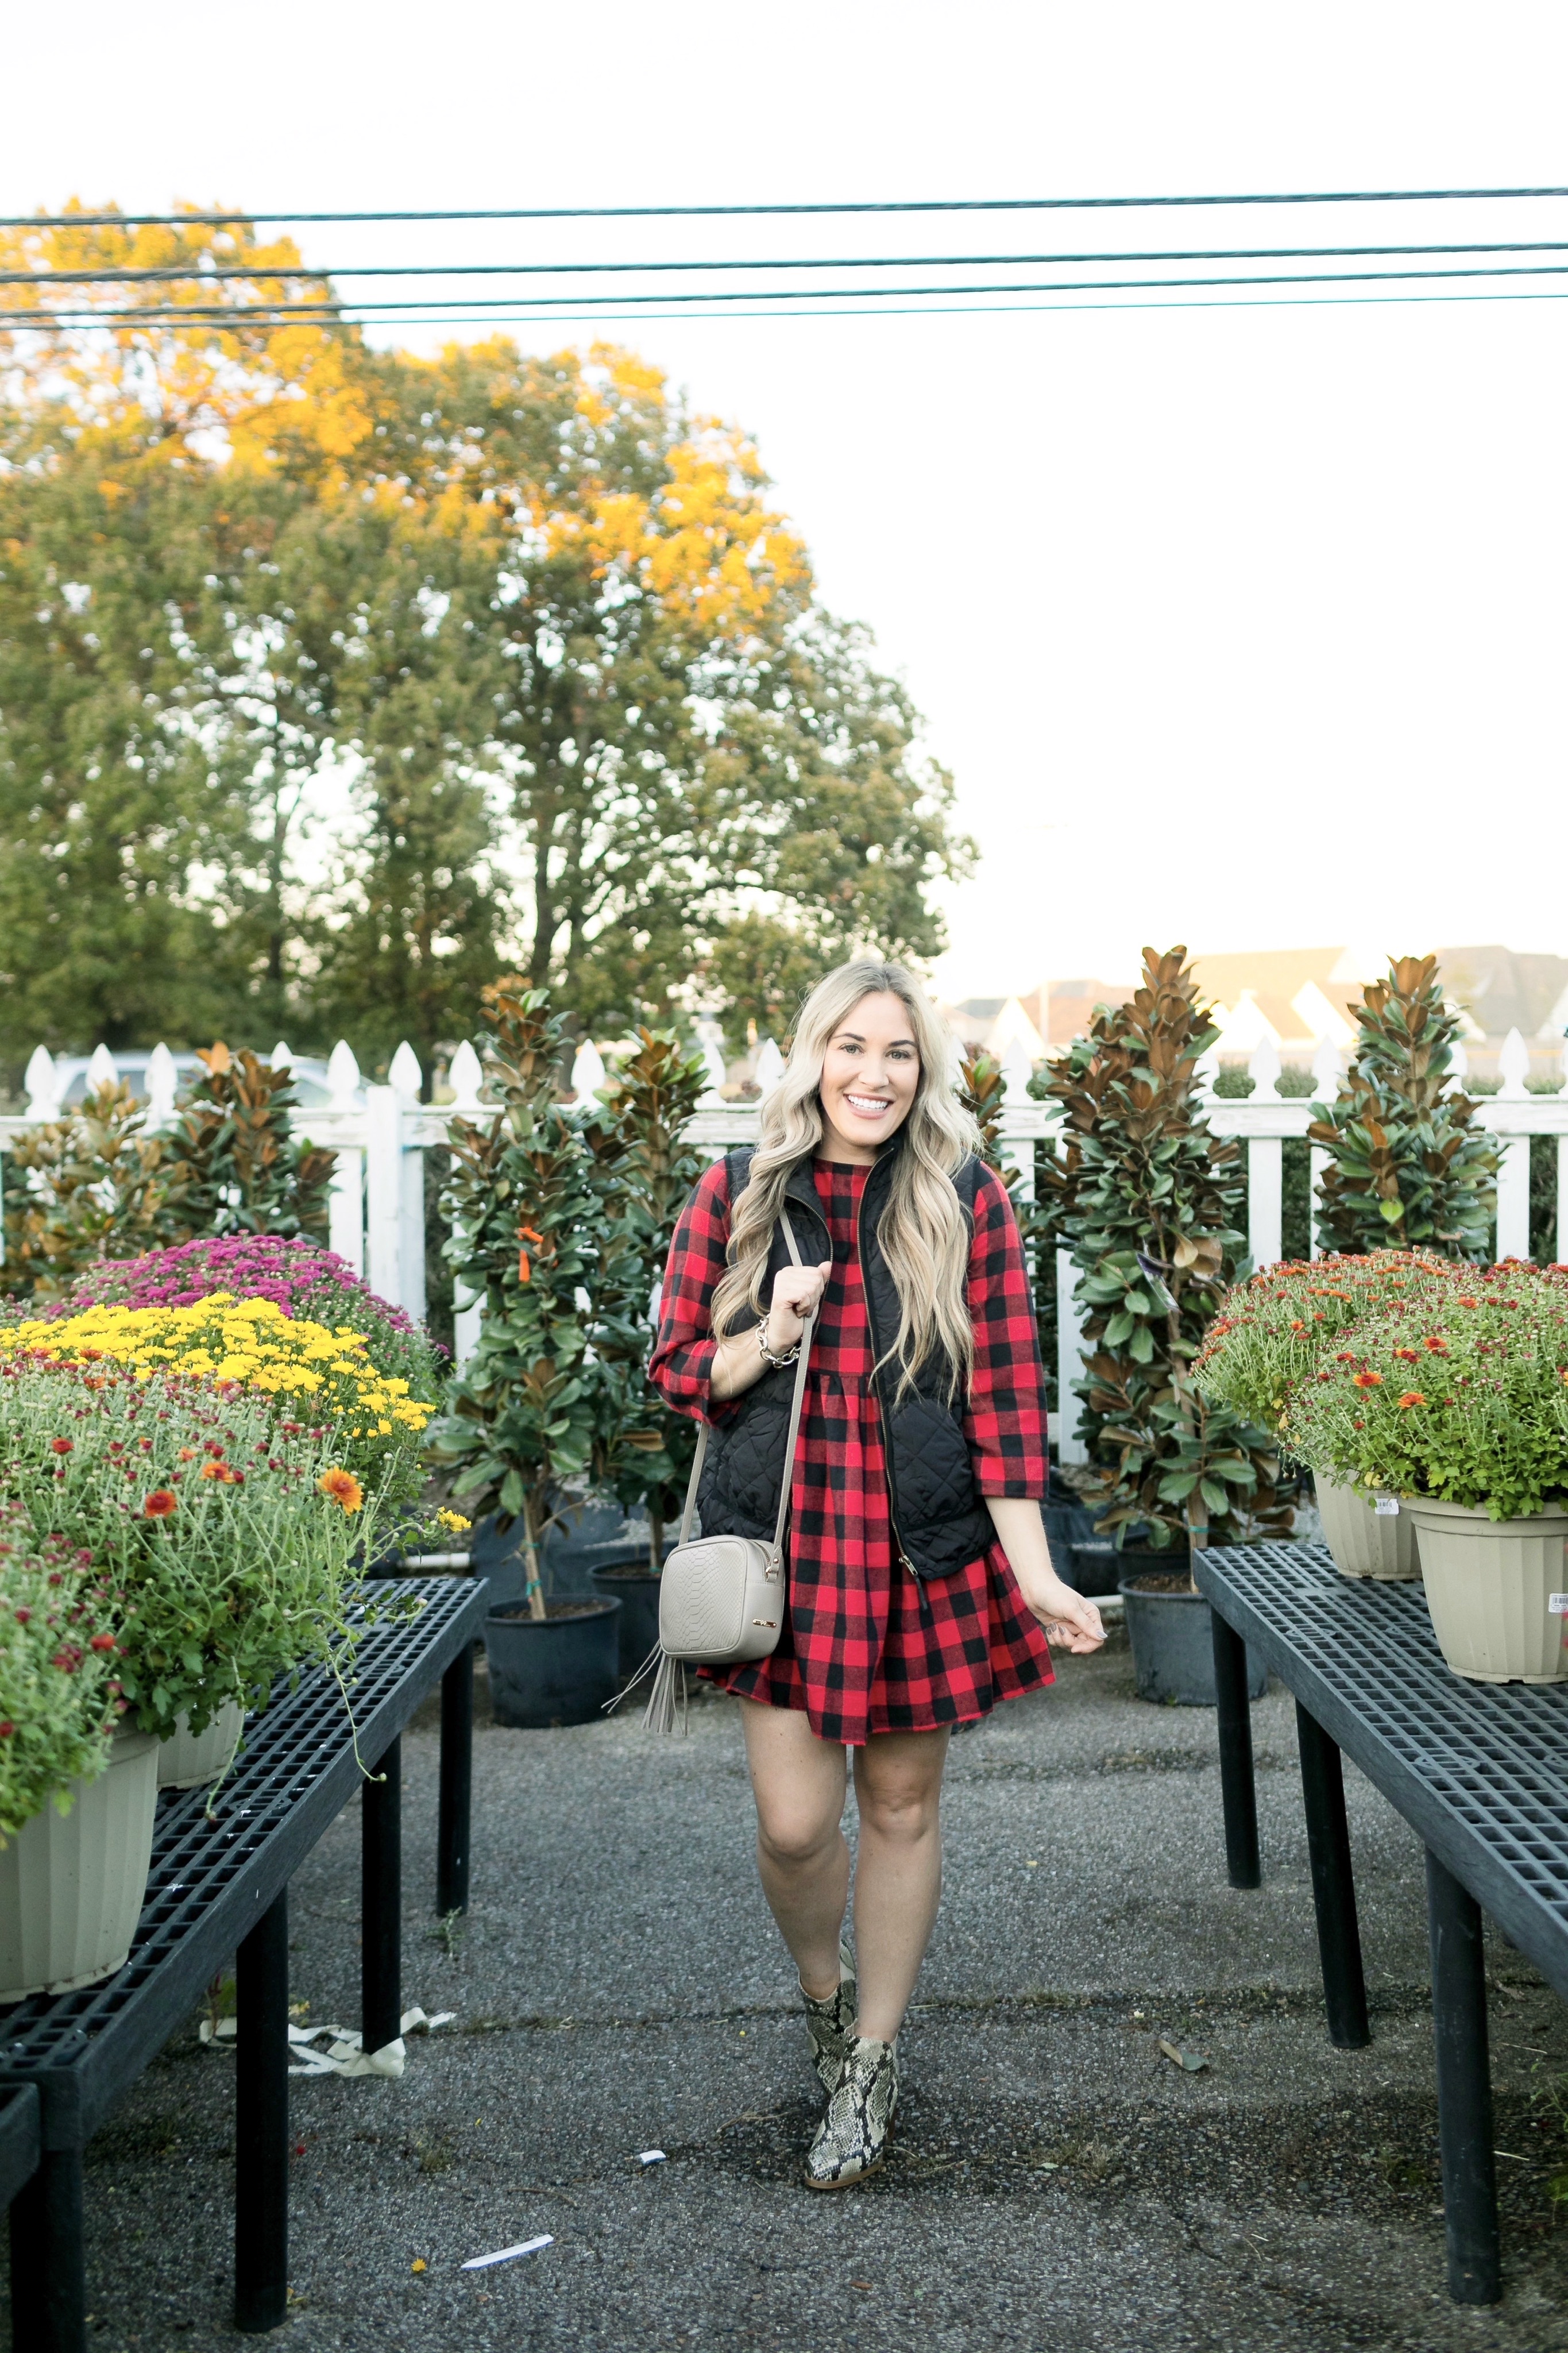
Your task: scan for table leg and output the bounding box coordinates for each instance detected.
[437,1643,474,1917]
[235,1884,290,2332]
[1426,1849,1501,2305]
[10,2145,86,2353]
[1210,1608,1261,1888]
[1296,1702,1370,2048]
[362,1733,402,2057]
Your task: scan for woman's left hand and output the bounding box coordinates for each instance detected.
[1014,1569,1106,1654]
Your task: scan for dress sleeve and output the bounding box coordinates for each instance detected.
[963,1163,1049,1497]
[648,1156,736,1425]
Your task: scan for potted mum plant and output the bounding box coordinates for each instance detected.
[1193,1251,1465,1580]
[2,1294,437,1784]
[429,985,621,1726]
[1040,948,1288,1704]
[1280,1261,1568,1681]
[0,1505,148,2001]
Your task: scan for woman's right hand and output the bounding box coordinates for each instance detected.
[766,1260,832,1350]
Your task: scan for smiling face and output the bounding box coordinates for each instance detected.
[816,990,922,1163]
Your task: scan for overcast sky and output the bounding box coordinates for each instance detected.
[8,2,1567,1001]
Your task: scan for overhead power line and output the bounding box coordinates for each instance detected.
[7,184,1568,231]
[15,256,1568,331]
[17,236,1568,288]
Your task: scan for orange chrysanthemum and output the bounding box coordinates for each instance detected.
[144,1489,179,1518]
[1353,1370,1382,1390]
[318,1467,364,1514]
[1396,1392,1426,1410]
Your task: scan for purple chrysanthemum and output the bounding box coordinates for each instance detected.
[60,1235,420,1336]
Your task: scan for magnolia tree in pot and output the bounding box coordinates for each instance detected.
[1040,948,1289,1704]
[578,1029,710,1672]
[1310,955,1496,1260]
[429,986,622,1724]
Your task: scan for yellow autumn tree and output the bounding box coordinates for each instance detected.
[1,207,966,1063]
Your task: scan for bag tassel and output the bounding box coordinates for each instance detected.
[642,1650,688,1737]
[601,1642,688,1735]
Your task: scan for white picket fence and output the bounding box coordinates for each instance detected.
[5,1024,1567,1466]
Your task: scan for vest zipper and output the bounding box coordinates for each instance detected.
[852,1170,926,1597]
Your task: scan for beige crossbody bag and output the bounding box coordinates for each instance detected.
[616,1211,816,1734]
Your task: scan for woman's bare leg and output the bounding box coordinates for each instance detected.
[851,1727,951,2042]
[736,1696,849,2000]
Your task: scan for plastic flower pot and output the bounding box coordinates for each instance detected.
[482,1598,623,1727]
[470,1495,631,1610]
[1068,1542,1123,1597]
[1404,1498,1568,1684]
[0,1725,159,2002]
[157,1700,245,1791]
[589,1552,666,1674]
[1119,1572,1267,1707]
[1315,1476,1420,1581]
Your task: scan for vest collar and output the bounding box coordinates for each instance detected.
[780,1135,903,1219]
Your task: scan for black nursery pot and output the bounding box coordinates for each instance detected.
[589,1553,665,1675]
[482,1598,623,1727]
[1118,1572,1266,1708]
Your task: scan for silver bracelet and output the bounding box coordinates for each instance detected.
[757,1314,800,1371]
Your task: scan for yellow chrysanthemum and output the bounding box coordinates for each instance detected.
[1,1297,432,1435]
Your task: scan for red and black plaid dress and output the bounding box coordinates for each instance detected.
[650,1156,1054,1744]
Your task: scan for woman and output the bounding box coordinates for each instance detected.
[650,959,1104,2189]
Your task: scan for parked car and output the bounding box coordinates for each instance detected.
[49,1049,345,1111]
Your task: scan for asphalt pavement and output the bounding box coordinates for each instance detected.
[26,1617,1568,2353]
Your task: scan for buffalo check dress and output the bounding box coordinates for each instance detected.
[649,1156,1055,1745]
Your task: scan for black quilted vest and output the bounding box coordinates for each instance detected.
[694,1143,995,1580]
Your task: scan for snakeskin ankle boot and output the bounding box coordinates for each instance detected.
[801,1940,857,2093]
[804,2034,898,2189]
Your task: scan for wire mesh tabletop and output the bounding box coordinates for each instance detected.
[0,1574,488,2146]
[1196,1542,1568,2000]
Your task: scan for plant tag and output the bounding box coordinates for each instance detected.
[1373,1495,1400,1517]
[461,2236,553,2271]
[1548,1595,1568,1615]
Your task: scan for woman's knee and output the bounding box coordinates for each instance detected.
[755,1799,843,1869]
[854,1737,947,1841]
[855,1779,941,1842]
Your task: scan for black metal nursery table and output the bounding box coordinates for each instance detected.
[1196,1542,1568,2308]
[0,1572,488,2353]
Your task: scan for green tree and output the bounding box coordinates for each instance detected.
[0,448,258,1064]
[1310,955,1496,1259]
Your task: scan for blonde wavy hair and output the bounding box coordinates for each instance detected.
[710,959,981,1400]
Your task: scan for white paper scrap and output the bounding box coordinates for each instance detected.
[1550,1595,1568,1615]
[1373,1495,1400,1517]
[461,2235,554,2271]
[638,2149,667,2165]
[207,2002,451,2077]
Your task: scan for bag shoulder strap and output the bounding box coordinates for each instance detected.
[677,1206,815,1551]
